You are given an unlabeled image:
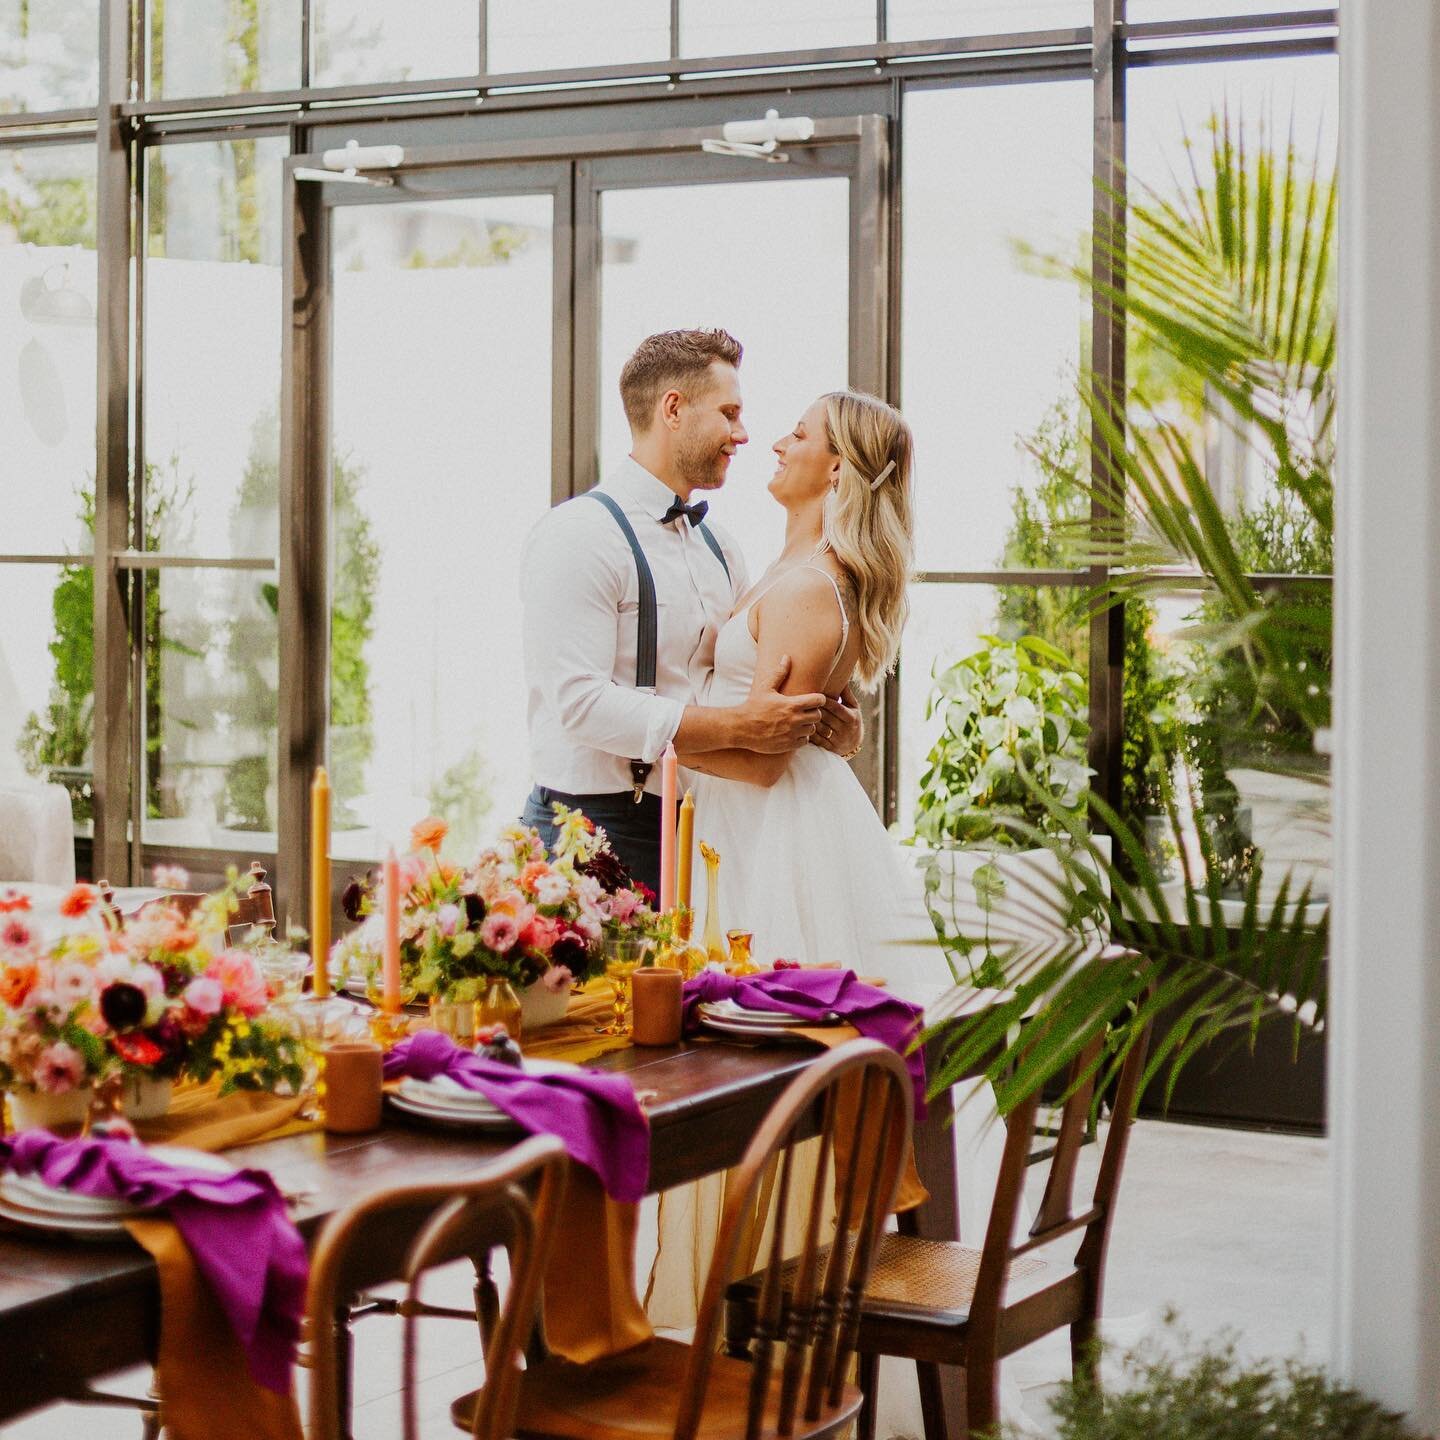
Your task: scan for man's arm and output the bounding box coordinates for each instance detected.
[524,509,825,764]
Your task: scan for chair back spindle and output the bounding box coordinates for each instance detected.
[306,1135,569,1440]
[678,1040,913,1440]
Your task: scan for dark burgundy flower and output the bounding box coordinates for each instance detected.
[576,845,630,894]
[550,928,592,975]
[340,873,374,923]
[633,880,657,909]
[156,962,189,996]
[148,1015,188,1064]
[464,893,487,927]
[99,982,147,1031]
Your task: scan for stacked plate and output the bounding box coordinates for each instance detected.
[696,999,837,1041]
[386,1057,578,1131]
[0,1147,234,1240]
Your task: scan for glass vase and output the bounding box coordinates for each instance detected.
[699,841,727,967]
[476,976,523,1046]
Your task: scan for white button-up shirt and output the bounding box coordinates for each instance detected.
[522,457,748,796]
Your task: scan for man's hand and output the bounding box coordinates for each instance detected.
[737,655,827,754]
[812,685,863,758]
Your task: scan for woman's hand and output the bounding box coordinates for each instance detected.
[812,687,863,759]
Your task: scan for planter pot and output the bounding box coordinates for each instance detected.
[519,983,570,1031]
[121,1075,174,1122]
[7,1086,92,1132]
[904,837,1114,957]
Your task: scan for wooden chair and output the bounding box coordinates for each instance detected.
[726,1001,1155,1440]
[308,1134,570,1440]
[130,861,277,943]
[452,1038,914,1440]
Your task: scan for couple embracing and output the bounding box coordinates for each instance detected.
[521,328,918,973]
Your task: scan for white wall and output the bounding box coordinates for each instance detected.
[1331,1,1440,1427]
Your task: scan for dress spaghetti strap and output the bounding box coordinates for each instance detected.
[799,565,851,665]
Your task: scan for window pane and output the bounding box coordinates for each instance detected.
[598,178,850,581]
[0,0,97,112]
[488,0,670,74]
[329,194,556,860]
[143,566,279,851]
[2,562,93,831]
[147,0,302,99]
[1128,55,1338,575]
[887,0,1087,42]
[1128,1,1333,20]
[901,80,1090,576]
[898,583,1087,835]
[1146,587,1331,903]
[680,0,873,57]
[1,144,97,557]
[144,137,287,559]
[311,0,479,87]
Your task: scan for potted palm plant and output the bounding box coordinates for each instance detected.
[929,105,1335,1117]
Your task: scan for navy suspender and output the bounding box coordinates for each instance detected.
[583,489,732,800]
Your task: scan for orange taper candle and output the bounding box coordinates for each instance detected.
[310,766,331,998]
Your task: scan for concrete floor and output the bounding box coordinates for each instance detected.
[2,1118,1330,1438]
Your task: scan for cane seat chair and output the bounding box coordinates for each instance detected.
[452,1038,914,1440]
[726,993,1155,1440]
[307,1134,570,1440]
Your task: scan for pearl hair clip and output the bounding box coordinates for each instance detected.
[869,459,897,492]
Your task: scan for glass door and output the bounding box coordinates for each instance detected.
[278,120,888,916]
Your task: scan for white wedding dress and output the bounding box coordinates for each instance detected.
[652,569,1043,1437]
[685,568,934,987]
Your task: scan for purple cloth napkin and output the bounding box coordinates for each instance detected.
[383,1031,650,1203]
[0,1131,306,1394]
[684,968,927,1119]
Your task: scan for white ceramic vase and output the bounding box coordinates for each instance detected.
[121,1074,174,1122]
[519,982,570,1030]
[7,1086,93,1131]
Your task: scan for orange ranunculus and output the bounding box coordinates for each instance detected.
[0,890,32,914]
[0,964,38,1008]
[410,816,448,854]
[58,883,99,918]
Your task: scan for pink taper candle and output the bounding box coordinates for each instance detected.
[659,741,678,912]
[382,847,401,1012]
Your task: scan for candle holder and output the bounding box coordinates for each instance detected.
[368,1005,410,1051]
[657,907,707,979]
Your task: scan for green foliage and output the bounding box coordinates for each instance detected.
[928,106,1334,1115]
[1026,1326,1423,1440]
[427,747,495,863]
[996,399,1187,837]
[914,635,1090,849]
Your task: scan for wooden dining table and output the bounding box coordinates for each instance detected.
[0,1005,976,1438]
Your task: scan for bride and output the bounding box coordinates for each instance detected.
[678,387,922,979]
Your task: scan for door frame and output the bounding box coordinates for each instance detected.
[278,115,891,920]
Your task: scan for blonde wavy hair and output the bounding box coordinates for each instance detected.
[820,389,915,689]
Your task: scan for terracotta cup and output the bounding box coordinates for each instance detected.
[631,965,683,1047]
[324,1040,383,1134]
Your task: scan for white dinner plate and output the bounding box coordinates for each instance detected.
[697,1000,834,1028]
[698,1015,829,1043]
[0,1193,129,1241]
[0,1146,233,1238]
[385,1090,523,1132]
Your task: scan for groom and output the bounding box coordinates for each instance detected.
[520,328,861,890]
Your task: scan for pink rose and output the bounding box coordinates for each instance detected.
[205,950,269,1017]
[51,961,96,1007]
[480,913,519,953]
[520,913,561,955]
[609,889,641,925]
[183,976,224,1018]
[540,964,574,994]
[34,1042,86,1095]
[435,903,463,938]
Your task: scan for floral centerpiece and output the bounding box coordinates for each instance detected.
[0,880,306,1126]
[335,809,663,1015]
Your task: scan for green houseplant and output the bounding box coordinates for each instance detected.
[928,106,1335,1116]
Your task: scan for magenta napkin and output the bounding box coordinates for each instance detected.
[0,1131,306,1393]
[684,967,927,1118]
[383,1032,650,1203]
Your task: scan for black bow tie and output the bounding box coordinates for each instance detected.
[660,495,709,527]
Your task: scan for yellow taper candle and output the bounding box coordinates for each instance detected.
[676,789,695,911]
[310,766,331,998]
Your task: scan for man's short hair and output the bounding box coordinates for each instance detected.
[619,329,743,432]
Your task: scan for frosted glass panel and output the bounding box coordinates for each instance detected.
[488,0,670,74]
[311,0,479,86]
[887,0,1087,42]
[598,178,850,584]
[680,0,873,57]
